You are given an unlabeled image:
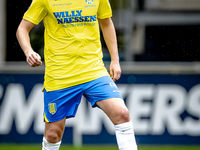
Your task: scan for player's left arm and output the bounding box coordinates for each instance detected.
[98,18,121,82]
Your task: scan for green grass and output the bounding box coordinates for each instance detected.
[0,144,200,150]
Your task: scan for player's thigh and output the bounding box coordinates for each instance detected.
[83,76,123,107]
[44,117,66,142]
[96,98,130,125]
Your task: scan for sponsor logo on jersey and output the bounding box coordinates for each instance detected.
[53,10,97,24]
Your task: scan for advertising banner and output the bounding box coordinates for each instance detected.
[0,73,200,145]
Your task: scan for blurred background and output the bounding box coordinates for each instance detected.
[0,0,200,149]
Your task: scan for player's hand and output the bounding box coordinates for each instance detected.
[26,51,42,67]
[110,60,121,82]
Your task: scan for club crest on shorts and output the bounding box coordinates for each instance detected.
[48,103,57,115]
[85,0,93,5]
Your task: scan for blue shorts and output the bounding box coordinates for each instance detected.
[44,76,123,122]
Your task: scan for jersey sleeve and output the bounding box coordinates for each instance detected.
[23,0,47,25]
[97,0,112,19]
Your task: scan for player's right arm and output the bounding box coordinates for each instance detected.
[16,19,42,67]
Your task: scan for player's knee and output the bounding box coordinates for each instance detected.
[113,108,130,125]
[120,108,130,123]
[45,131,60,143]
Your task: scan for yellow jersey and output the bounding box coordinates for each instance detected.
[23,0,112,91]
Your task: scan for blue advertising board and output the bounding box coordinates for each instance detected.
[0,73,200,145]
